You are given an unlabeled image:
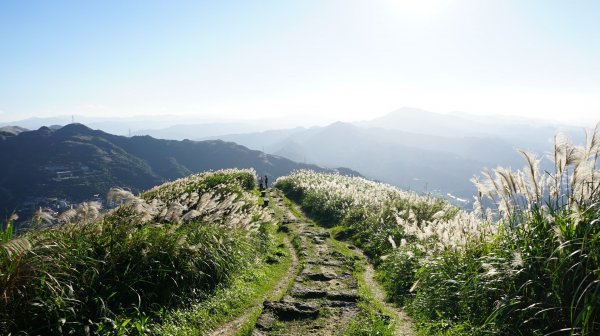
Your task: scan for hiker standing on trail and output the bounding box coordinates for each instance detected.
[258,176,263,190]
[264,175,268,188]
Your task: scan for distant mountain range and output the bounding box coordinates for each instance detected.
[359,107,585,150]
[2,108,592,209]
[0,115,297,138]
[0,123,357,221]
[0,126,28,139]
[203,122,501,197]
[132,122,266,140]
[202,108,588,199]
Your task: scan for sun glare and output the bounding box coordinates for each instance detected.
[385,0,451,22]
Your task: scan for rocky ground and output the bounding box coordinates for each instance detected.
[211,188,415,335]
[253,196,360,335]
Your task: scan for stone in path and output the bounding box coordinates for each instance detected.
[253,209,360,336]
[252,190,415,336]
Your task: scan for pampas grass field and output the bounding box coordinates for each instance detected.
[275,122,600,335]
[0,169,272,335]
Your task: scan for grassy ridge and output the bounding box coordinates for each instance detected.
[275,123,600,336]
[0,169,272,335]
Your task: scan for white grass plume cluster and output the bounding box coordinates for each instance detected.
[48,169,265,232]
[472,122,600,221]
[396,208,492,250]
[139,168,266,231]
[276,170,493,250]
[31,202,102,227]
[276,170,438,215]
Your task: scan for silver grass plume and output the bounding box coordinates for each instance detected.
[518,150,542,204]
[163,202,186,222]
[106,187,137,206]
[33,207,55,225]
[0,237,32,258]
[75,201,102,222]
[57,209,78,224]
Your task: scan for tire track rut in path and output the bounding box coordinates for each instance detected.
[356,248,416,336]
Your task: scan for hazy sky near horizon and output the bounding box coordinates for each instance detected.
[1,0,599,126]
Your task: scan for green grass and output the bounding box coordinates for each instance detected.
[343,308,395,336]
[275,157,600,336]
[0,170,272,335]
[282,196,303,219]
[153,229,292,335]
[2,213,257,335]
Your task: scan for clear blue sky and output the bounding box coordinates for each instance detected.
[1,0,599,125]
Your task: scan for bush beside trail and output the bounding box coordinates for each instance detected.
[0,169,272,335]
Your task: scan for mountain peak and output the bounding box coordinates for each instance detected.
[55,123,95,135]
[324,121,358,131]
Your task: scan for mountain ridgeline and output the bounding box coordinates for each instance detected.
[203,121,521,198]
[0,123,357,220]
[202,108,586,199]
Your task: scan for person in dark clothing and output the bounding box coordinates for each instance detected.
[258,176,263,190]
[264,175,269,188]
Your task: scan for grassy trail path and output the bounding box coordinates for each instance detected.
[207,188,415,335]
[252,191,361,335]
[208,235,298,336]
[356,249,416,336]
[205,188,300,336]
[250,189,416,336]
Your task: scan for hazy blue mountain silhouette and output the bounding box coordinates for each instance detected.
[361,107,584,149]
[202,110,587,199]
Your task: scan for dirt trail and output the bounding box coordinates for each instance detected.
[252,191,362,335]
[213,189,416,335]
[208,191,299,336]
[356,249,416,336]
[208,236,298,336]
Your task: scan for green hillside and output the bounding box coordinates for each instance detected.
[0,123,357,221]
[274,124,600,335]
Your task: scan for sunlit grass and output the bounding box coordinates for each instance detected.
[0,169,273,335]
[153,227,292,336]
[276,122,600,335]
